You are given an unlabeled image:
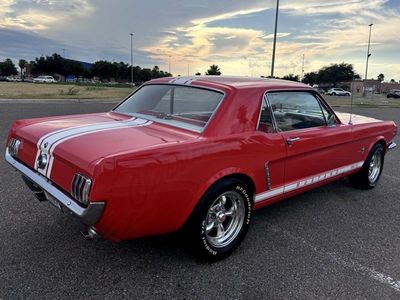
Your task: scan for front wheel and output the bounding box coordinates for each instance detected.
[350,144,384,189]
[187,178,253,260]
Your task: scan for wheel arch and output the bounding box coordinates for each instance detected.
[181,171,256,231]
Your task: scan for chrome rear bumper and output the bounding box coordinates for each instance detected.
[5,149,104,226]
[388,142,397,151]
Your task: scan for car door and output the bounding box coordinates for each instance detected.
[266,91,359,196]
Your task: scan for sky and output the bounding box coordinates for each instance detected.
[0,0,399,80]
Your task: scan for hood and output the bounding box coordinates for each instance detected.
[335,112,382,125]
[13,112,197,181]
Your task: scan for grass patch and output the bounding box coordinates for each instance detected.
[0,82,134,100]
[324,95,400,108]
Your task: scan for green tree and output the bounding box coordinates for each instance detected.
[317,63,359,86]
[282,74,300,82]
[18,59,27,80]
[91,60,118,80]
[377,73,385,82]
[0,58,18,76]
[302,72,319,85]
[390,79,396,83]
[205,64,221,75]
[195,72,201,76]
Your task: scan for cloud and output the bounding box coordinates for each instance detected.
[0,0,398,80]
[0,0,93,30]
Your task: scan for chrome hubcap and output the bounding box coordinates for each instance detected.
[368,151,382,183]
[205,191,245,248]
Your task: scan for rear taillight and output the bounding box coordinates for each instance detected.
[8,138,21,158]
[71,174,92,206]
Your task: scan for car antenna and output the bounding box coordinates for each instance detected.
[349,81,353,125]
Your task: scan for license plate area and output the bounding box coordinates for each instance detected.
[45,192,63,211]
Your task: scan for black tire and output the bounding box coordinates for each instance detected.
[332,92,336,96]
[350,144,384,190]
[346,93,351,96]
[186,178,253,260]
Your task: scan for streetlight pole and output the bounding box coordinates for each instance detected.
[130,33,134,85]
[270,0,279,78]
[169,55,171,75]
[364,24,373,81]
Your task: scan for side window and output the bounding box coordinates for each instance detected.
[257,98,275,133]
[267,92,327,132]
[319,101,337,126]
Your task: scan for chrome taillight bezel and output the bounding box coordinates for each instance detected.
[71,174,92,206]
[8,138,21,158]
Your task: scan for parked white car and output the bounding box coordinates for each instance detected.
[33,76,56,83]
[327,88,351,96]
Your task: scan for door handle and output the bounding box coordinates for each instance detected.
[286,137,300,145]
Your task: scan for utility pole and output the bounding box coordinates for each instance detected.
[301,54,305,82]
[169,55,171,75]
[270,0,279,78]
[364,24,373,81]
[62,48,65,58]
[130,33,134,85]
[363,24,373,97]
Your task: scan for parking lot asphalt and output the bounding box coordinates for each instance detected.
[0,102,399,299]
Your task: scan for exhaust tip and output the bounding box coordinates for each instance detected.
[81,227,101,240]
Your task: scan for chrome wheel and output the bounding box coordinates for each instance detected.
[204,191,245,248]
[368,151,382,183]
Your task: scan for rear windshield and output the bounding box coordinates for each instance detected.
[114,84,224,132]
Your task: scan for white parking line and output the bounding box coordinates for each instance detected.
[382,174,400,182]
[271,226,400,293]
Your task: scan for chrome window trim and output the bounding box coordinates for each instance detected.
[264,90,330,133]
[256,93,278,133]
[112,83,226,134]
[5,149,104,226]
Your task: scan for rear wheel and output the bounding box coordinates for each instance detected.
[350,144,384,189]
[187,178,253,260]
[332,92,337,96]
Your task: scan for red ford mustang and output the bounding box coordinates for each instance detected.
[5,77,397,259]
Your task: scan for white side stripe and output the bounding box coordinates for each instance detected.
[255,161,364,203]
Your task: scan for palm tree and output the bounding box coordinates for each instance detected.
[205,65,221,75]
[19,59,27,81]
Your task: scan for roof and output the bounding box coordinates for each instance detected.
[148,76,311,90]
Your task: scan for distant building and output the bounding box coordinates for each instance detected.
[343,79,400,94]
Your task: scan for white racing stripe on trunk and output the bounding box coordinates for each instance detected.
[34,117,151,177]
[34,117,137,172]
[44,119,151,178]
[255,161,364,203]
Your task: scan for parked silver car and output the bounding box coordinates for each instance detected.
[33,76,56,83]
[327,88,351,96]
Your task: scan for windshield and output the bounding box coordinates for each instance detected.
[114,84,224,132]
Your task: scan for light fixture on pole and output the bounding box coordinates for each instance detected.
[364,24,373,81]
[130,33,134,85]
[270,0,279,78]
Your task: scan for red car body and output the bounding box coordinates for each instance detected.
[5,77,398,243]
